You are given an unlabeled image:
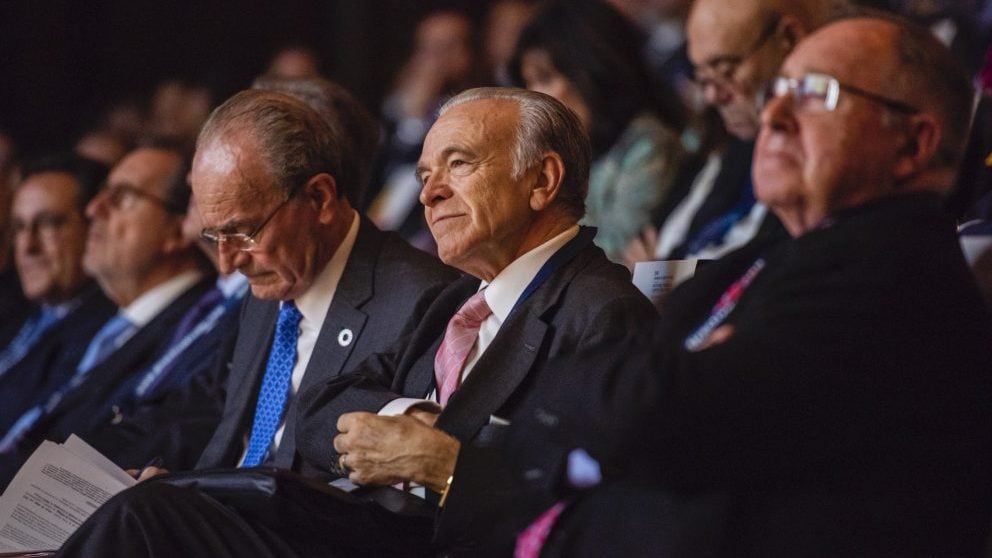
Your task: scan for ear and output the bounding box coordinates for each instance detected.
[302,173,343,225]
[893,113,941,181]
[529,152,565,212]
[161,214,193,255]
[777,14,805,51]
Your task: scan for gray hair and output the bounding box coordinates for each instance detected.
[251,76,379,206]
[197,89,347,202]
[440,87,590,220]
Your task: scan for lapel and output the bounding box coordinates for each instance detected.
[435,231,596,443]
[224,297,278,447]
[398,277,481,400]
[46,277,214,427]
[275,220,381,467]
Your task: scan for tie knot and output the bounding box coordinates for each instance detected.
[456,289,492,326]
[279,300,304,327]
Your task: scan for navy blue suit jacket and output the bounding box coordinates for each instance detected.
[0,282,115,431]
[0,275,213,488]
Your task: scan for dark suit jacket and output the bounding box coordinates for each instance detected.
[298,227,657,553]
[85,293,244,470]
[0,265,30,348]
[508,194,992,557]
[0,282,115,431]
[0,275,214,488]
[197,220,458,472]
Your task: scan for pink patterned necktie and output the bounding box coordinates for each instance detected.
[434,289,491,406]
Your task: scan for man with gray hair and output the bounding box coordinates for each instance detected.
[57,87,654,557]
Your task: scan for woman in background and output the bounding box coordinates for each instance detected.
[509,0,687,262]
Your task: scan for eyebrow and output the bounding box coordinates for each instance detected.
[414,146,477,184]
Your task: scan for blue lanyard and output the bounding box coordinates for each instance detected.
[509,228,590,316]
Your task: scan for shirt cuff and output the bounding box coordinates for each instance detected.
[378,398,442,417]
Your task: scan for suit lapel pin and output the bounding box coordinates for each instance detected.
[337,328,354,347]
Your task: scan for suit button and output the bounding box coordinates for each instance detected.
[524,468,544,481]
[535,408,559,427]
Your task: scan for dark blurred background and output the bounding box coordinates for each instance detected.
[0,0,491,157]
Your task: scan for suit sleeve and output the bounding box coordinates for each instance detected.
[435,292,658,551]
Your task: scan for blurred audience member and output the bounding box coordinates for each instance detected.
[624,0,840,267]
[76,129,130,168]
[0,155,114,430]
[484,0,538,86]
[0,130,30,346]
[147,79,214,149]
[82,183,249,470]
[0,145,214,488]
[366,10,479,252]
[511,0,687,262]
[265,45,322,79]
[510,15,990,557]
[608,0,695,111]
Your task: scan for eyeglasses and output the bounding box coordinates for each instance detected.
[100,182,182,214]
[199,189,297,252]
[763,73,920,115]
[12,212,74,238]
[693,14,780,90]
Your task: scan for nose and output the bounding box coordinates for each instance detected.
[760,89,797,134]
[86,190,109,220]
[216,240,248,276]
[14,224,40,255]
[702,80,735,107]
[418,171,450,208]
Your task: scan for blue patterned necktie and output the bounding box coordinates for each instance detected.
[75,314,135,374]
[241,301,303,467]
[0,308,61,377]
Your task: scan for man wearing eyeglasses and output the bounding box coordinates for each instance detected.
[0,155,115,432]
[624,0,838,266]
[506,15,992,557]
[0,145,216,488]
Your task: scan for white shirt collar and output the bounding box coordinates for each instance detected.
[482,225,579,323]
[121,270,204,327]
[290,210,360,326]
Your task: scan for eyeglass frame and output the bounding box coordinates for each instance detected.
[763,72,920,115]
[11,211,78,238]
[692,13,781,90]
[98,182,185,214]
[199,185,300,252]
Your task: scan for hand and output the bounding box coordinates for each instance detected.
[407,407,440,427]
[125,466,169,483]
[696,324,735,350]
[623,226,660,271]
[334,412,459,492]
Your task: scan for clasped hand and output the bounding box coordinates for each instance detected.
[334,411,459,492]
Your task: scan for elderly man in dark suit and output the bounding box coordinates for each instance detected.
[83,77,402,472]
[0,155,114,430]
[116,89,455,479]
[506,15,992,558]
[55,88,655,557]
[0,144,215,488]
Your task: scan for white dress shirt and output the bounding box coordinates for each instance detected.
[237,210,360,463]
[380,225,580,417]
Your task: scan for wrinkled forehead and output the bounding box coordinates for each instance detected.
[425,99,520,154]
[15,172,82,213]
[687,1,766,65]
[192,135,276,208]
[110,148,180,198]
